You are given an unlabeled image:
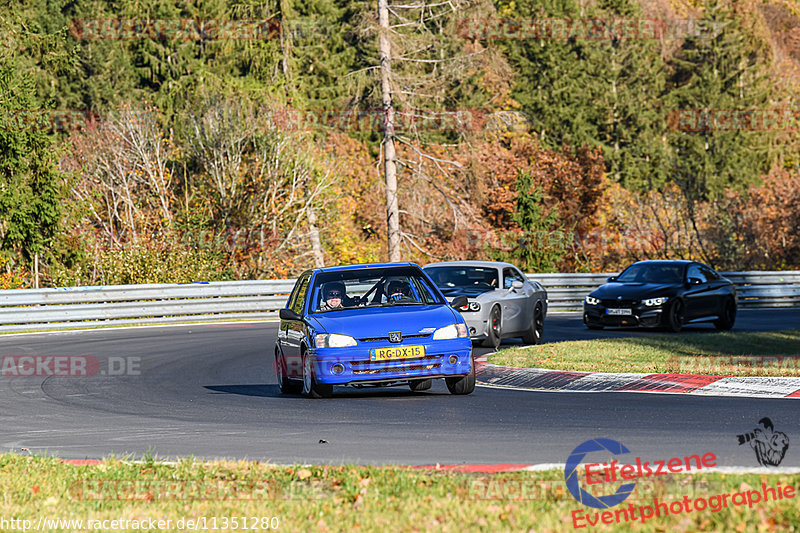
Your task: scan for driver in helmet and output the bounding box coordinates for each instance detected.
[319,282,346,311]
[386,280,414,303]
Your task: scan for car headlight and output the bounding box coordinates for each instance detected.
[432,323,468,340]
[585,296,600,306]
[468,302,481,312]
[315,333,357,348]
[644,297,669,307]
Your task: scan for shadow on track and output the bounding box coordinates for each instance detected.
[204,384,452,399]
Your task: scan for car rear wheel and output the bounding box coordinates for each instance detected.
[665,299,684,332]
[446,354,476,395]
[482,306,502,349]
[302,350,333,398]
[408,379,432,392]
[714,298,736,330]
[522,304,544,345]
[276,350,302,394]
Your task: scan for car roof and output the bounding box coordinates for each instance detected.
[423,260,518,270]
[316,262,418,273]
[629,260,696,266]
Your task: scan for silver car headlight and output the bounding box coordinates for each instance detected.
[315,333,357,348]
[644,297,669,307]
[585,296,600,305]
[468,302,481,312]
[432,323,468,340]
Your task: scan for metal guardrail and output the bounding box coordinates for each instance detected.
[0,271,797,333]
[530,271,800,311]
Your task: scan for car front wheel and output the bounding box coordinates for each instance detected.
[482,306,502,349]
[665,299,684,332]
[446,354,476,395]
[302,350,333,399]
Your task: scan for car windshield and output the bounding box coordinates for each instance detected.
[616,263,684,284]
[310,266,443,313]
[424,266,499,290]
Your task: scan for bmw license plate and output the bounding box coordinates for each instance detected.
[370,345,425,361]
[607,308,633,316]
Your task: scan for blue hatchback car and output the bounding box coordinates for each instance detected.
[275,263,474,398]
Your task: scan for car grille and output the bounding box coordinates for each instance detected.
[350,354,441,366]
[357,333,431,342]
[350,354,442,375]
[353,363,440,375]
[601,299,638,307]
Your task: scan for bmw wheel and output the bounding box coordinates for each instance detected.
[714,298,736,330]
[665,299,684,333]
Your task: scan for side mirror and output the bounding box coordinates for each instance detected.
[279,308,302,321]
[607,276,617,282]
[450,295,468,309]
[687,277,703,286]
[511,281,524,290]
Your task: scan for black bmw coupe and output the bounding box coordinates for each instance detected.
[583,260,737,332]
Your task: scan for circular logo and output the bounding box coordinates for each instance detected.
[564,438,636,509]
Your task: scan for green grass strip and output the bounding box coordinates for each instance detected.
[489,330,800,375]
[0,454,798,531]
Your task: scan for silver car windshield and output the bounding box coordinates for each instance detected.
[425,266,499,290]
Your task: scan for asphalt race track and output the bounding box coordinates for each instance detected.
[1,308,798,467]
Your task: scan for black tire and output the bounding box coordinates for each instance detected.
[302,350,333,398]
[409,379,432,392]
[665,299,684,333]
[482,306,502,349]
[714,298,736,330]
[446,354,476,395]
[522,304,544,345]
[276,350,302,394]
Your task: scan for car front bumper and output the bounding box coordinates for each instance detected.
[583,304,665,328]
[459,310,491,340]
[309,337,473,385]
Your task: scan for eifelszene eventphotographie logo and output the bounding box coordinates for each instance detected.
[564,438,717,509]
[737,417,790,467]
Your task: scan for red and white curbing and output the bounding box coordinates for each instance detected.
[473,356,800,399]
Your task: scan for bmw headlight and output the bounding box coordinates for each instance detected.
[432,323,468,340]
[315,333,357,348]
[644,297,669,307]
[585,296,600,306]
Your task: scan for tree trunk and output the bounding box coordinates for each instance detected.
[279,0,291,81]
[378,0,401,262]
[307,207,325,268]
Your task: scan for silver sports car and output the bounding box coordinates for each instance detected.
[423,261,548,348]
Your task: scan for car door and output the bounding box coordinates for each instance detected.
[683,263,713,319]
[700,265,729,317]
[501,267,530,333]
[281,271,311,377]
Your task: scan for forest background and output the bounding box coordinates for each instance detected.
[1,0,799,288]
